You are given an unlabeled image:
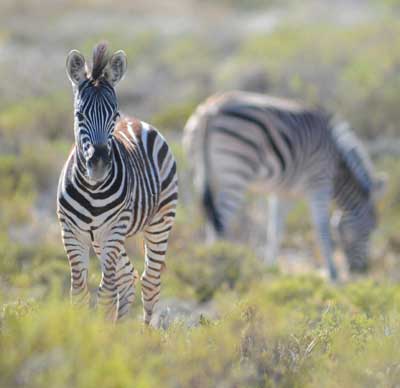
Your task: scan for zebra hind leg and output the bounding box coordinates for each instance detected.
[308,188,338,281]
[265,195,292,266]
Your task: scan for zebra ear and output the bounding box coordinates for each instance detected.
[66,50,87,86]
[104,50,127,86]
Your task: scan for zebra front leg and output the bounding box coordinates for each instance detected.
[61,224,91,307]
[115,248,139,320]
[141,220,172,325]
[265,195,292,266]
[309,188,338,281]
[97,245,121,322]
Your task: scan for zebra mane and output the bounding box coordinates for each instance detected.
[331,120,374,194]
[91,42,110,82]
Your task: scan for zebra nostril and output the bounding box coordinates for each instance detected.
[86,144,95,159]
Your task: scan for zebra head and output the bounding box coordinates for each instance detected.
[66,42,127,182]
[334,175,385,273]
[336,203,376,273]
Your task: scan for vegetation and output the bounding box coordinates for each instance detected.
[1,274,400,387]
[1,0,400,387]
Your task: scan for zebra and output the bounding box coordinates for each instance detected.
[183,91,385,280]
[57,42,178,324]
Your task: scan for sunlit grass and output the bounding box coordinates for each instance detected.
[1,276,400,388]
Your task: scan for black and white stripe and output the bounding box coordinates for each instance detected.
[58,43,178,323]
[183,91,383,280]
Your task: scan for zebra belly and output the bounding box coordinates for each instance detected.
[251,168,308,198]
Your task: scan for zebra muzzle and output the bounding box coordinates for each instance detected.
[86,145,111,181]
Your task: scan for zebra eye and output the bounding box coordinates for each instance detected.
[107,138,113,152]
[113,112,120,121]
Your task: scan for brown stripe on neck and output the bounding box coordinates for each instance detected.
[114,116,142,140]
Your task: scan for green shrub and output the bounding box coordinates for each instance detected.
[152,100,201,132]
[0,93,71,143]
[81,31,162,67]
[168,242,272,302]
[232,20,400,137]
[2,276,400,388]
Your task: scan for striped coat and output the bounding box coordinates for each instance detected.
[58,43,178,323]
[183,91,384,280]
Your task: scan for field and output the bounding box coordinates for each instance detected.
[1,0,400,386]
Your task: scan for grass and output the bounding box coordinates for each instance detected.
[152,99,202,132]
[230,19,400,137]
[0,93,72,142]
[1,276,400,388]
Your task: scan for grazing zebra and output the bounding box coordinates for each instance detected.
[57,43,178,323]
[183,91,384,280]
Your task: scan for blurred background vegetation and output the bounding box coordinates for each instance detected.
[1,0,400,386]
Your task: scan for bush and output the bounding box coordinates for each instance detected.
[1,276,400,388]
[229,20,400,137]
[0,93,71,143]
[168,242,274,302]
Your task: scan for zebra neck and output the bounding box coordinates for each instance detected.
[339,199,373,225]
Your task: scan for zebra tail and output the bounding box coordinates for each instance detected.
[202,180,224,235]
[183,100,224,235]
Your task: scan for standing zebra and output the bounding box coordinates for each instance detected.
[57,43,178,323]
[183,91,384,280]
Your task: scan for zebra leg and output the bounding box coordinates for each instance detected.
[97,245,121,322]
[308,188,338,281]
[205,222,217,244]
[141,219,173,325]
[94,242,138,321]
[265,195,292,266]
[61,224,90,307]
[115,248,139,320]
